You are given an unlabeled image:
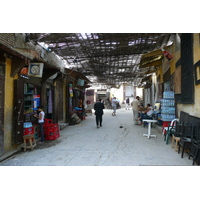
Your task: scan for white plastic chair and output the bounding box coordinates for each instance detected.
[162,118,179,137]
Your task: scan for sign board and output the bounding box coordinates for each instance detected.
[28,63,44,77]
[33,95,40,110]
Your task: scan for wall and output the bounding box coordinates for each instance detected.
[54,79,64,123]
[63,78,67,122]
[4,58,18,152]
[177,33,200,118]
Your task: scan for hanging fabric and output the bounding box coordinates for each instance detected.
[48,89,53,113]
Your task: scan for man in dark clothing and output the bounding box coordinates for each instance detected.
[94,99,105,128]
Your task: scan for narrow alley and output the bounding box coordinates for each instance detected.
[0,105,192,166]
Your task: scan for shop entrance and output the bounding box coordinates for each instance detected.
[0,65,5,156]
[14,79,41,144]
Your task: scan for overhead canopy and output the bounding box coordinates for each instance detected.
[26,33,175,87]
[65,68,91,84]
[139,49,163,68]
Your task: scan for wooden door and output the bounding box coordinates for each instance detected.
[13,79,24,144]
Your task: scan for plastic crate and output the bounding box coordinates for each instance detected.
[43,125,54,132]
[53,123,59,129]
[44,119,53,126]
[44,132,57,140]
[54,130,60,139]
[43,123,60,140]
[23,127,34,135]
[44,126,57,140]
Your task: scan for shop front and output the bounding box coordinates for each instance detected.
[13,63,59,145]
[14,78,40,144]
[64,69,91,124]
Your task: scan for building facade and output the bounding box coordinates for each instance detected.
[0,33,89,157]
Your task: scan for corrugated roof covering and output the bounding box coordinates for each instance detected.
[26,33,175,87]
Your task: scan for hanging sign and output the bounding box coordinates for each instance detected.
[162,49,173,61]
[28,63,44,77]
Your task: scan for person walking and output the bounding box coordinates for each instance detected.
[131,96,141,124]
[34,105,45,143]
[111,97,117,116]
[94,99,105,128]
[126,97,130,110]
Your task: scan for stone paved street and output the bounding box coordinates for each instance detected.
[0,106,193,166]
[1,105,198,200]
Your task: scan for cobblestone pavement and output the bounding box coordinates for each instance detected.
[0,106,193,166]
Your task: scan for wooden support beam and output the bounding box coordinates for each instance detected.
[140,60,162,68]
[10,55,26,77]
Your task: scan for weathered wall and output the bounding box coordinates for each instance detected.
[4,58,18,151]
[177,33,200,118]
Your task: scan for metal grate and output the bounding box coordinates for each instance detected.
[27,33,175,87]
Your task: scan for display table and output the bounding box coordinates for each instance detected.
[143,119,157,139]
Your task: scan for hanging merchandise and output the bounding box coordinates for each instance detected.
[77,79,84,86]
[69,84,73,97]
[69,97,73,113]
[73,89,80,98]
[78,99,83,108]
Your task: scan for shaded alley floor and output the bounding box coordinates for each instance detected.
[0,105,194,166]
